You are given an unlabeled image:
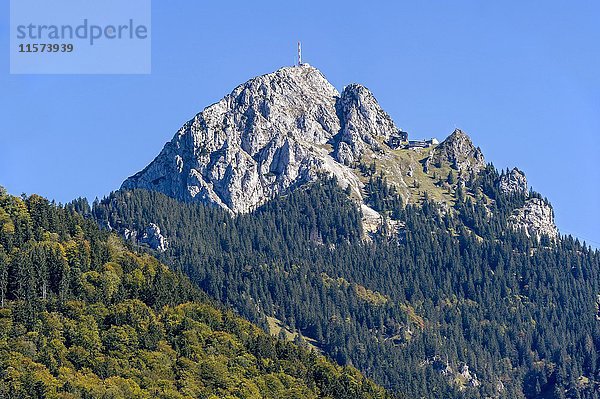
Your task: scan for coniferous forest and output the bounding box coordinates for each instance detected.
[0,187,391,399]
[93,166,600,399]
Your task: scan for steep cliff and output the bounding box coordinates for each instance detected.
[122,65,362,213]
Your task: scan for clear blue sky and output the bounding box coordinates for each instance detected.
[1,1,598,247]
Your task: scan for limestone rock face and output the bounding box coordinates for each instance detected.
[499,168,528,195]
[333,84,398,165]
[509,198,558,240]
[431,129,485,174]
[123,223,169,252]
[122,65,354,213]
[140,223,169,252]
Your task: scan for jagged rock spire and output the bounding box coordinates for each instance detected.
[430,129,485,173]
[333,84,398,166]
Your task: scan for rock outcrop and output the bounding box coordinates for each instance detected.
[122,65,365,213]
[509,198,558,241]
[430,129,485,174]
[432,358,481,391]
[333,84,399,166]
[124,223,169,252]
[499,168,528,195]
[141,223,169,252]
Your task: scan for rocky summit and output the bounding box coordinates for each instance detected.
[122,65,363,213]
[509,198,558,241]
[122,64,558,239]
[428,129,485,174]
[499,167,528,195]
[333,83,399,166]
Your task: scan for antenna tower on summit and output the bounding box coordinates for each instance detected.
[297,41,302,66]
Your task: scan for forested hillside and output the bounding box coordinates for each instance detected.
[0,187,391,399]
[95,170,600,399]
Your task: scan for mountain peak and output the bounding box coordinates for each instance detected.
[499,167,528,195]
[431,128,485,174]
[122,65,352,213]
[333,83,398,166]
[448,128,469,139]
[122,67,495,215]
[238,64,338,97]
[338,84,397,137]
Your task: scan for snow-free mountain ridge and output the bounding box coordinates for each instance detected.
[122,65,557,239]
